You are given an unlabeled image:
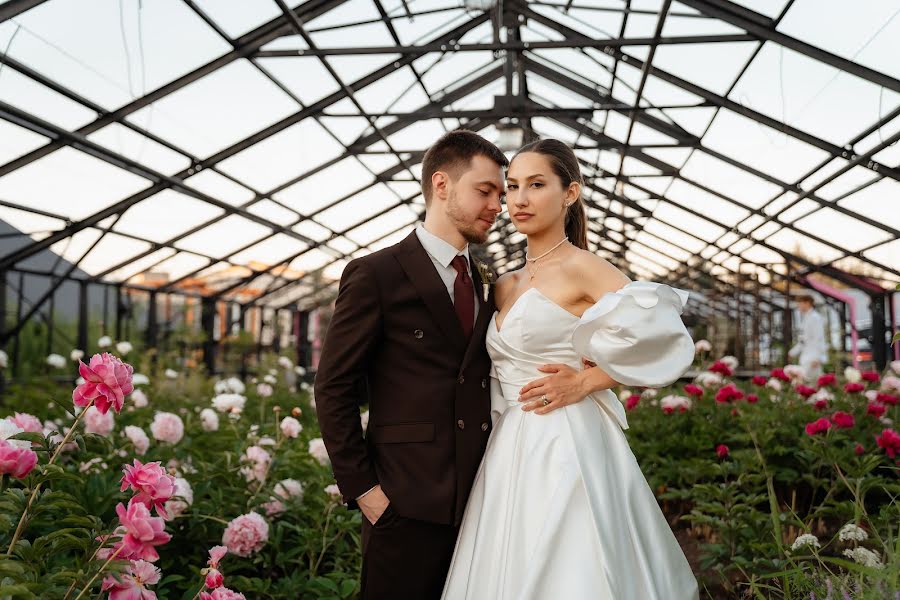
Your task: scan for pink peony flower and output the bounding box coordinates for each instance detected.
[101,559,161,600]
[867,403,887,418]
[795,385,817,398]
[308,438,330,466]
[279,416,302,439]
[715,444,729,459]
[844,382,865,394]
[683,384,703,398]
[830,411,855,429]
[6,413,42,433]
[149,412,184,444]
[83,405,115,436]
[240,446,271,483]
[861,370,880,383]
[205,568,224,590]
[222,512,269,557]
[208,545,228,568]
[102,498,172,562]
[817,373,836,387]
[200,588,246,600]
[262,500,285,517]
[121,460,177,519]
[805,418,832,436]
[746,393,759,404]
[875,428,900,458]
[124,426,150,456]
[256,383,273,398]
[770,368,790,382]
[131,389,149,408]
[708,361,733,377]
[625,394,640,410]
[751,375,767,386]
[72,353,134,414]
[0,438,38,479]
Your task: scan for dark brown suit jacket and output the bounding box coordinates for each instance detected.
[315,230,494,526]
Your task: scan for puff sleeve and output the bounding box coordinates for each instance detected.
[572,281,695,388]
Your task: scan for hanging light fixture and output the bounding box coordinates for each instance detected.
[496,121,525,152]
[463,0,497,10]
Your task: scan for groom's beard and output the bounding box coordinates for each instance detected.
[447,191,493,244]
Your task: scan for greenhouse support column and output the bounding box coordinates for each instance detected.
[201,297,216,375]
[752,274,761,369]
[115,285,124,341]
[295,310,310,371]
[12,273,24,378]
[146,291,158,351]
[783,264,793,365]
[272,308,282,353]
[870,293,887,372]
[77,280,88,359]
[0,270,6,397]
[239,304,248,380]
[735,266,744,366]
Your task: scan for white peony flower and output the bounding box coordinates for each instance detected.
[164,369,178,379]
[891,360,900,375]
[214,376,246,395]
[766,378,783,392]
[294,366,306,376]
[200,408,219,432]
[308,438,330,466]
[131,389,149,408]
[641,388,658,399]
[0,349,7,369]
[97,335,112,348]
[115,341,133,355]
[46,353,66,369]
[660,395,692,413]
[324,483,341,500]
[278,356,293,369]
[842,547,883,569]
[132,373,150,386]
[838,523,868,543]
[720,355,739,370]
[123,425,150,456]
[0,420,29,449]
[784,364,806,381]
[263,374,277,385]
[280,416,302,439]
[694,372,723,389]
[165,477,194,518]
[70,349,84,362]
[790,533,821,551]
[274,478,304,501]
[881,375,900,393]
[844,367,861,383]
[694,339,712,352]
[212,393,247,413]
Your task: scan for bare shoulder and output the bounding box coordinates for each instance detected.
[562,247,631,301]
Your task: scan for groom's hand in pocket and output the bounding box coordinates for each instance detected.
[358,484,391,525]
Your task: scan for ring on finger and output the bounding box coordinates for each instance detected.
[540,394,550,406]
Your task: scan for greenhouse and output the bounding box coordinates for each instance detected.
[0,0,898,598]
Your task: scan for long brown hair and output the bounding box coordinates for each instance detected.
[512,139,588,250]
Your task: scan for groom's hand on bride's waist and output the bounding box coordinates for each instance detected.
[357,484,391,525]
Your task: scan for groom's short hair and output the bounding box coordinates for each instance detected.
[421,130,508,206]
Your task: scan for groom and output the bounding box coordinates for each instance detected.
[315,130,508,599]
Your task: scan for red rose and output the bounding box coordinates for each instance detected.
[715,444,729,459]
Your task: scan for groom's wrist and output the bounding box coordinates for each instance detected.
[356,484,379,501]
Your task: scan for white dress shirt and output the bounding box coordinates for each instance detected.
[414,222,480,322]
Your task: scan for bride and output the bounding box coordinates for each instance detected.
[441,139,699,599]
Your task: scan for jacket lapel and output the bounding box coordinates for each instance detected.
[395,231,467,353]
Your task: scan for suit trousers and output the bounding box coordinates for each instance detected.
[360,504,459,600]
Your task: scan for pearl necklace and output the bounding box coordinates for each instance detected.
[525,236,568,280]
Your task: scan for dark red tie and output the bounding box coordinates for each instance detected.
[451,255,474,340]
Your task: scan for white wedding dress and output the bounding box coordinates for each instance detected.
[441,281,700,600]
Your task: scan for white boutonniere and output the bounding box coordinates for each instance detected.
[475,261,495,303]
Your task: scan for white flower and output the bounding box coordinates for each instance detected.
[278,356,293,369]
[300,382,312,393]
[274,479,304,501]
[165,477,194,518]
[864,389,879,402]
[641,388,658,399]
[720,355,739,370]
[308,438,330,466]
[79,457,106,473]
[131,389,149,408]
[694,339,712,352]
[766,378,783,392]
[46,353,66,369]
[660,395,692,413]
[294,366,306,376]
[618,390,632,404]
[212,393,247,413]
[97,335,112,348]
[132,373,150,386]
[150,412,184,444]
[115,341,133,355]
[164,369,178,379]
[83,406,115,436]
[214,377,246,395]
[200,408,219,432]
[891,360,900,375]
[844,367,861,383]
[268,369,278,376]
[258,436,276,446]
[70,349,84,362]
[280,416,302,439]
[360,410,369,434]
[256,383,273,398]
[784,364,806,381]
[123,425,150,456]
[0,349,7,369]
[838,523,868,543]
[881,375,900,393]
[263,374,277,385]
[324,483,342,500]
[0,420,29,449]
[810,388,833,403]
[694,372,723,388]
[842,547,883,569]
[790,533,821,551]
[240,445,271,483]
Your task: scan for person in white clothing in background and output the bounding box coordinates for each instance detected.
[788,293,828,382]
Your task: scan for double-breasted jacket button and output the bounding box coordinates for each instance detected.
[413,329,423,339]
[457,419,465,430]
[458,375,465,384]
[481,422,489,432]
[481,378,488,388]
